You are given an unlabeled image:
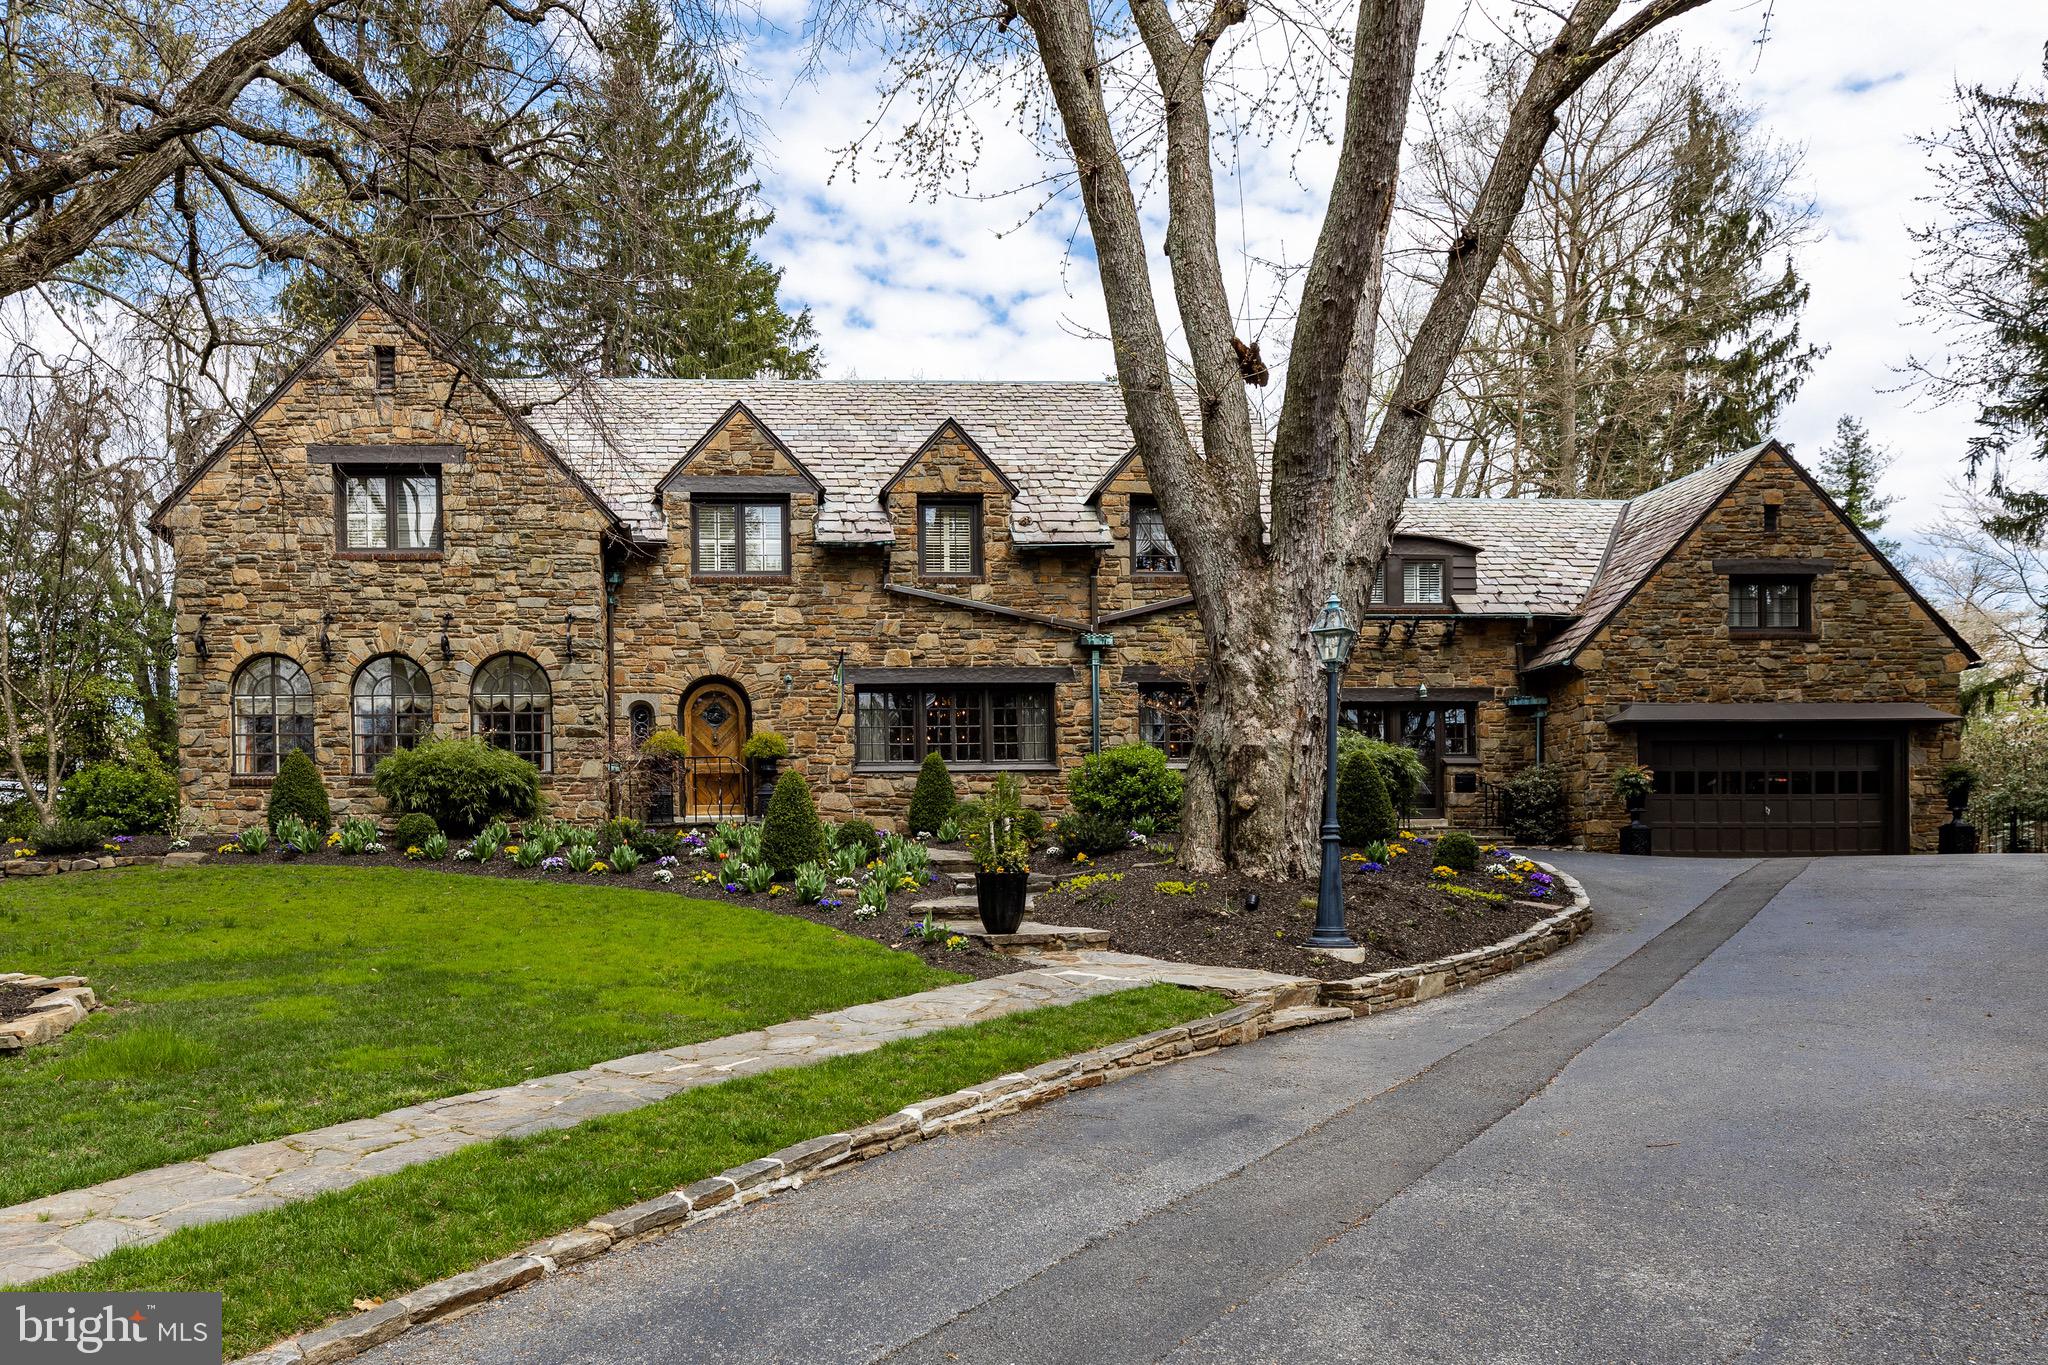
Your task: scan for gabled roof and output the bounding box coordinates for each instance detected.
[147,302,624,541]
[880,419,1020,497]
[1525,447,1768,669]
[1397,497,1625,616]
[653,400,825,498]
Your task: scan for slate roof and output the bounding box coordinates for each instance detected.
[486,376,1769,632]
[1524,446,1767,669]
[494,378,1179,546]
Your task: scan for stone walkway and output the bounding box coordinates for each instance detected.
[0,956,1305,1287]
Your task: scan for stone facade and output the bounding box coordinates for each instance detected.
[156,309,1971,850]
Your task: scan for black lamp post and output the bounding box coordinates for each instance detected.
[1309,593,1359,949]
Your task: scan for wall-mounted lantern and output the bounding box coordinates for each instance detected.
[195,614,210,660]
[440,613,453,663]
[319,611,334,662]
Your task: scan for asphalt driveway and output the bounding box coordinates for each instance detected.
[359,855,2046,1364]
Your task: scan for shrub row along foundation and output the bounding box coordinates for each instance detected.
[232,993,1303,1365]
[1317,863,1592,1015]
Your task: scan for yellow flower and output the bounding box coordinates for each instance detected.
[591,861,608,872]
[1387,844,1407,857]
[406,846,422,856]
[1074,852,1091,864]
[217,844,236,854]
[505,845,521,854]
[1398,829,1417,840]
[769,884,785,896]
[1430,864,1456,878]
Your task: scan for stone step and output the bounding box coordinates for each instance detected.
[948,872,1055,891]
[1263,1004,1353,1033]
[933,920,1114,954]
[925,846,974,866]
[911,894,1036,915]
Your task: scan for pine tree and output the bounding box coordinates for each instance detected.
[1816,415,1900,558]
[535,0,819,378]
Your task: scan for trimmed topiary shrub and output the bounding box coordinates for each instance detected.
[392,813,440,853]
[27,817,108,856]
[908,752,956,836]
[1338,730,1427,819]
[1337,747,1397,845]
[372,738,543,836]
[740,730,790,761]
[266,749,332,835]
[1434,830,1481,871]
[760,769,827,873]
[1500,764,1569,846]
[599,817,645,857]
[57,760,179,835]
[1067,743,1183,828]
[833,817,882,859]
[1053,808,1129,856]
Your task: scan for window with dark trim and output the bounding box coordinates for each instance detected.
[352,654,433,773]
[1130,497,1181,575]
[232,654,315,776]
[373,345,397,392]
[1367,554,1448,609]
[854,684,1052,767]
[338,466,441,552]
[1137,682,1194,759]
[1440,703,1472,757]
[628,701,656,746]
[692,497,788,576]
[1762,504,1781,532]
[1728,576,1811,633]
[918,497,982,578]
[471,653,552,770]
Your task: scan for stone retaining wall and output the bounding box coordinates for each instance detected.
[2,853,207,878]
[0,975,99,1051]
[232,992,1294,1365]
[1318,862,1592,1015]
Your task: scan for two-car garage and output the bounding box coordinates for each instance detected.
[1610,704,1960,856]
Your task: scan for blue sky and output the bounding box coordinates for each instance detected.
[732,2,2046,544]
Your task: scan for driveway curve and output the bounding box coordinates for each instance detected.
[356,855,2046,1365]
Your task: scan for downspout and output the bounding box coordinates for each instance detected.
[603,555,623,819]
[1080,633,1115,753]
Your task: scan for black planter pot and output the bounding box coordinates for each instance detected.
[1938,809,1978,855]
[975,871,1030,935]
[1619,794,1652,856]
[751,757,781,819]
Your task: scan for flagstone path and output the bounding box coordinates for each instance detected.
[0,954,1308,1287]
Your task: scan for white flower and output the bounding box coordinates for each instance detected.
[364,842,386,855]
[853,904,879,920]
[1128,831,1148,846]
[169,838,191,851]
[455,848,475,861]
[834,875,857,889]
[652,868,674,885]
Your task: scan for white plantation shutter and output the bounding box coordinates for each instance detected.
[923,502,977,575]
[345,474,387,549]
[743,503,785,572]
[696,504,738,572]
[1370,572,1386,605]
[1403,559,1443,605]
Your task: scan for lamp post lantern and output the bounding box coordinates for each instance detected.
[1309,593,1359,949]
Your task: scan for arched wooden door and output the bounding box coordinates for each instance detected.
[683,683,749,818]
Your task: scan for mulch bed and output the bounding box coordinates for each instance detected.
[72,831,1563,983]
[1023,838,1563,981]
[0,982,42,1024]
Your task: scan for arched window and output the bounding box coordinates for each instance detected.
[472,654,551,770]
[628,701,655,747]
[353,654,434,773]
[232,655,314,776]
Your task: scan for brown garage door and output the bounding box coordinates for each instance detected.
[1644,733,1897,855]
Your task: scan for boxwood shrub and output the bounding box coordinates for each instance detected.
[908,753,956,836]
[1337,747,1397,845]
[1067,743,1183,829]
[372,738,542,836]
[266,750,332,835]
[391,812,440,852]
[760,769,827,873]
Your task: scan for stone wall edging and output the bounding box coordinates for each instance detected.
[1317,860,1592,1014]
[0,975,99,1052]
[229,992,1307,1365]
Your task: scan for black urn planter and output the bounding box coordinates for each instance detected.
[750,757,781,819]
[1938,806,1978,854]
[1619,794,1653,856]
[974,871,1030,935]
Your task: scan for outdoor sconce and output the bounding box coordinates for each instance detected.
[440,613,453,662]
[195,614,210,660]
[564,613,579,664]
[319,611,334,662]
[1417,680,1430,702]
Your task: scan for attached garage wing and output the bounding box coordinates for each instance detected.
[1608,704,1960,858]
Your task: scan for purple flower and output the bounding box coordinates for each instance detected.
[819,897,843,909]
[724,882,741,893]
[1354,860,1386,873]
[542,856,565,871]
[1529,872,1554,885]
[656,855,679,868]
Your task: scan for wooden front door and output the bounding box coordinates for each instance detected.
[684,685,748,818]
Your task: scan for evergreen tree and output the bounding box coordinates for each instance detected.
[278,0,541,369]
[1816,415,1900,558]
[536,0,819,378]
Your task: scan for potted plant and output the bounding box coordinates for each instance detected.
[1611,763,1655,856]
[1938,761,1978,854]
[965,775,1032,934]
[741,731,791,818]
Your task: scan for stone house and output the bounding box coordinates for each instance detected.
[150,305,1978,853]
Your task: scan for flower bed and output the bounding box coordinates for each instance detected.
[1027,831,1562,981]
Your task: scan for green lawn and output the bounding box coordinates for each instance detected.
[0,864,959,1205]
[35,984,1222,1357]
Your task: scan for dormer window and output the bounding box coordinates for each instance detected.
[1131,497,1181,575]
[919,497,982,579]
[693,497,788,577]
[1368,548,1453,610]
